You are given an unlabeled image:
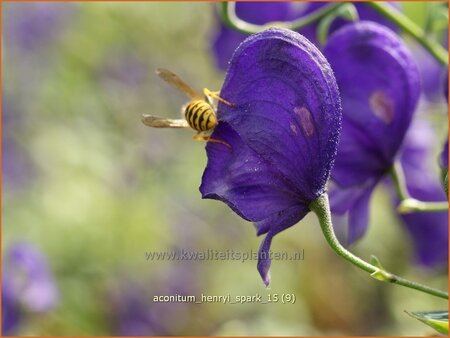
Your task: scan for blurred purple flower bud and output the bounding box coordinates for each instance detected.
[412,43,447,102]
[211,2,305,70]
[2,278,21,336]
[397,119,448,268]
[4,2,74,51]
[305,2,399,34]
[324,22,420,243]
[108,265,198,335]
[201,28,341,285]
[210,2,399,70]
[4,242,58,313]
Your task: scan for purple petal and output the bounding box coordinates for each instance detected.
[329,180,375,214]
[216,28,341,200]
[347,186,374,244]
[330,182,376,244]
[2,278,21,336]
[400,184,448,268]
[412,43,447,102]
[6,243,58,312]
[210,2,400,70]
[397,119,448,268]
[257,232,274,287]
[202,27,341,285]
[324,21,420,188]
[201,123,307,231]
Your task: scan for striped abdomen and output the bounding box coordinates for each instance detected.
[184,99,217,131]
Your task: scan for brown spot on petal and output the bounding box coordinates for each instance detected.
[370,91,394,124]
[294,106,315,137]
[290,123,298,135]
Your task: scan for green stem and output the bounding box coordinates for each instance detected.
[366,2,448,66]
[398,199,449,213]
[389,161,410,201]
[309,193,448,300]
[390,162,449,213]
[218,2,347,35]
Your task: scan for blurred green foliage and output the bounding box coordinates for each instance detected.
[2,2,448,336]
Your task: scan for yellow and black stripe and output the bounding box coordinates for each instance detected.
[184,99,217,131]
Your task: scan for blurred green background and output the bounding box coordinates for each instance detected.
[2,2,448,336]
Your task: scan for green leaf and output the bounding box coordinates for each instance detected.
[406,311,448,335]
[370,269,392,282]
[370,255,385,270]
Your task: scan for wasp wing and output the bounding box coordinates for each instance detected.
[156,68,200,99]
[141,114,189,128]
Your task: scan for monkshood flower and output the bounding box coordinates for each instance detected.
[201,27,342,285]
[323,22,420,244]
[2,242,58,335]
[211,2,399,70]
[396,119,448,268]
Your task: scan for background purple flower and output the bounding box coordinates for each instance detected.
[4,2,74,51]
[2,278,21,336]
[211,2,305,70]
[2,242,58,335]
[324,22,420,244]
[395,119,448,268]
[4,243,59,312]
[107,263,200,336]
[201,27,341,285]
[210,2,399,71]
[413,44,447,102]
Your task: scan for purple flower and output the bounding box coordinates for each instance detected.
[211,2,305,70]
[2,278,21,336]
[304,2,399,35]
[4,2,74,51]
[412,43,447,102]
[4,243,58,312]
[201,28,341,285]
[396,119,448,268]
[324,22,420,244]
[108,265,199,335]
[211,2,399,70]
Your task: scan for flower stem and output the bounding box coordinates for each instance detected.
[218,2,347,35]
[309,193,448,300]
[389,162,449,213]
[366,2,448,66]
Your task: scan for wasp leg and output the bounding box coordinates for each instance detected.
[193,132,231,148]
[203,88,235,106]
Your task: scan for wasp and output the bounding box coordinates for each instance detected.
[142,68,234,146]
